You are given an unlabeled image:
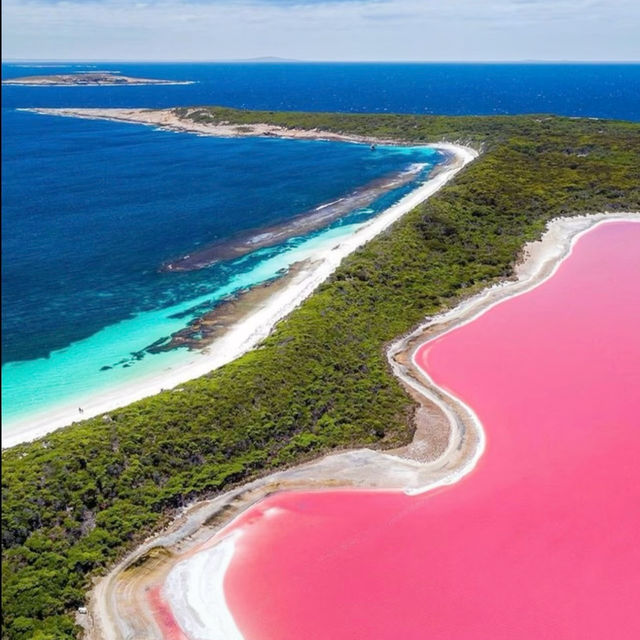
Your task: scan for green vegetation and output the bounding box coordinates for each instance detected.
[3,110,639,639]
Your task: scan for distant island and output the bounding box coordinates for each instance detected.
[2,71,193,86]
[235,56,300,62]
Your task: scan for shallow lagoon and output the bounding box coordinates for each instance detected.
[204,221,640,639]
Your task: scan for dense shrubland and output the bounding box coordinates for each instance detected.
[3,111,639,639]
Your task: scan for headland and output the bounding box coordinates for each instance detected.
[4,109,639,640]
[24,106,441,145]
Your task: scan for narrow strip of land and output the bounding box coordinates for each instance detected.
[25,107,430,144]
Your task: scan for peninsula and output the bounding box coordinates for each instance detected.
[25,106,416,142]
[3,71,193,86]
[2,109,639,640]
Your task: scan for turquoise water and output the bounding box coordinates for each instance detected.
[2,219,373,426]
[1,102,438,432]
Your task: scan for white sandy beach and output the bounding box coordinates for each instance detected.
[2,140,477,449]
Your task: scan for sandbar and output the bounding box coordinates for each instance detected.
[162,163,427,272]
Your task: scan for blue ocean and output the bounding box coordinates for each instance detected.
[2,62,639,437]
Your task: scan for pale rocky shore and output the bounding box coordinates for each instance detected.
[25,106,455,146]
[82,212,640,640]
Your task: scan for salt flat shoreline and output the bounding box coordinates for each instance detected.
[84,212,640,640]
[2,114,477,448]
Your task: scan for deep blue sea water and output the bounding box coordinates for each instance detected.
[2,62,640,119]
[2,109,435,365]
[2,62,639,438]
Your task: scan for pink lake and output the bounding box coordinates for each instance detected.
[223,221,640,639]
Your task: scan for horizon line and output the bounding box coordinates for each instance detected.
[3,58,640,64]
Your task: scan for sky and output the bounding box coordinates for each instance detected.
[2,0,639,62]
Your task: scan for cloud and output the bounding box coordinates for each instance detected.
[2,0,639,61]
